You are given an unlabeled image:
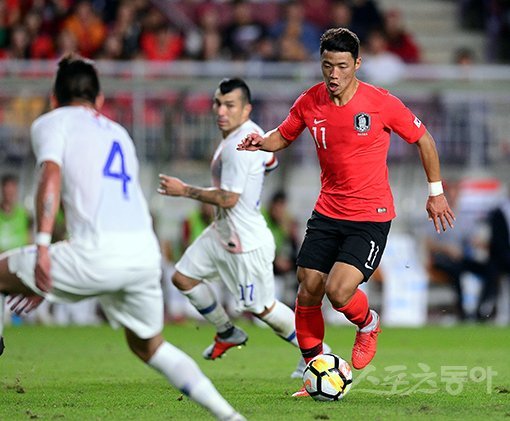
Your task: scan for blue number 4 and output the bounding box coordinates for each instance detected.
[103,140,131,199]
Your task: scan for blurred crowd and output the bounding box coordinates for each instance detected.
[0,0,422,64]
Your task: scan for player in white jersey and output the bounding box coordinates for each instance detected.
[158,78,317,378]
[0,55,244,421]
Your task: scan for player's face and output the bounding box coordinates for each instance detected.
[320,50,361,99]
[213,88,252,137]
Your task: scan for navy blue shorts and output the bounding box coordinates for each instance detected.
[296,211,391,282]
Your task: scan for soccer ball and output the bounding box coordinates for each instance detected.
[302,353,353,401]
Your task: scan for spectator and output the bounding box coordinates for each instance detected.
[186,4,223,61]
[1,25,30,59]
[62,0,107,57]
[454,46,476,66]
[181,202,215,251]
[478,194,510,319]
[384,8,421,64]
[422,180,489,321]
[270,1,320,58]
[262,190,299,307]
[327,1,361,38]
[140,23,184,61]
[54,28,79,57]
[360,29,405,84]
[0,174,31,253]
[223,0,268,60]
[24,9,55,59]
[109,0,142,59]
[350,0,384,43]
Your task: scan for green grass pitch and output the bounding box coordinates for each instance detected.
[1,322,509,420]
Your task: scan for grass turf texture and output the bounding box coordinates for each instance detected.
[1,322,509,420]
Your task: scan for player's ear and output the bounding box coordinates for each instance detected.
[243,102,252,118]
[95,93,105,111]
[355,56,362,71]
[49,94,58,110]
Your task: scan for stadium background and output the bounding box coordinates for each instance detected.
[1,0,509,325]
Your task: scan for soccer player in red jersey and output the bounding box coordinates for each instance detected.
[237,27,455,396]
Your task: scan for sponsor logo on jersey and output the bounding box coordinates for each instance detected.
[313,118,326,124]
[414,116,422,128]
[354,112,371,133]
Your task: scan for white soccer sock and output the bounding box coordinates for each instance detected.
[259,300,299,346]
[359,310,379,333]
[181,282,232,333]
[148,341,239,420]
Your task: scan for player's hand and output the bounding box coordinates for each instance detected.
[157,174,187,197]
[35,246,52,292]
[426,194,456,233]
[237,132,264,151]
[8,294,44,314]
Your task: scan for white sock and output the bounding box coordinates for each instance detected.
[181,282,232,333]
[259,300,298,346]
[148,341,239,420]
[359,310,379,333]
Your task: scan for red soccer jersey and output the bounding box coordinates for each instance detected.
[278,81,426,222]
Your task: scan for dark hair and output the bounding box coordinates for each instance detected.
[53,54,100,105]
[218,78,251,104]
[1,174,18,186]
[320,27,360,59]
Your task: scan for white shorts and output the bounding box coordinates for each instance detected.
[175,226,276,314]
[7,242,163,339]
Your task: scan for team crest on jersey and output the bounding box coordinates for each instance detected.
[354,112,371,133]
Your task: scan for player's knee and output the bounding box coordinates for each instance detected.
[171,271,195,291]
[325,284,354,308]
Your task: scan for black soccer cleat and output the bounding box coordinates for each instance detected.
[0,336,4,356]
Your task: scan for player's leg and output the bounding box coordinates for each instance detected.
[173,272,247,359]
[125,329,245,421]
[0,253,42,356]
[327,221,390,369]
[174,230,248,360]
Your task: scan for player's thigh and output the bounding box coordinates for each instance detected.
[0,248,35,294]
[219,245,276,314]
[100,267,164,340]
[174,228,220,281]
[337,221,391,282]
[6,244,80,298]
[297,211,342,274]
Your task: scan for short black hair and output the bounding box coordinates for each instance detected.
[53,54,100,106]
[1,174,18,186]
[320,27,360,59]
[218,78,251,104]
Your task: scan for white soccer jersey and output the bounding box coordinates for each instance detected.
[210,119,275,253]
[31,106,160,269]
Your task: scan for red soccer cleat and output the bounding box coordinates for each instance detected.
[291,386,309,398]
[203,327,248,360]
[351,311,381,369]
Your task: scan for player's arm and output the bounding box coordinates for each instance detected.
[415,131,455,233]
[237,128,291,152]
[158,174,239,209]
[34,160,61,292]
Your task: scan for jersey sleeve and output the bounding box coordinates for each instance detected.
[381,93,426,143]
[278,93,307,141]
[30,114,66,167]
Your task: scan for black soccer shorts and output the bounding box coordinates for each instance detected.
[296,211,391,282]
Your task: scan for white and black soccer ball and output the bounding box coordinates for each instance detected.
[302,353,353,401]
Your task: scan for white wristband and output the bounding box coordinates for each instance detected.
[35,232,51,247]
[428,181,444,197]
